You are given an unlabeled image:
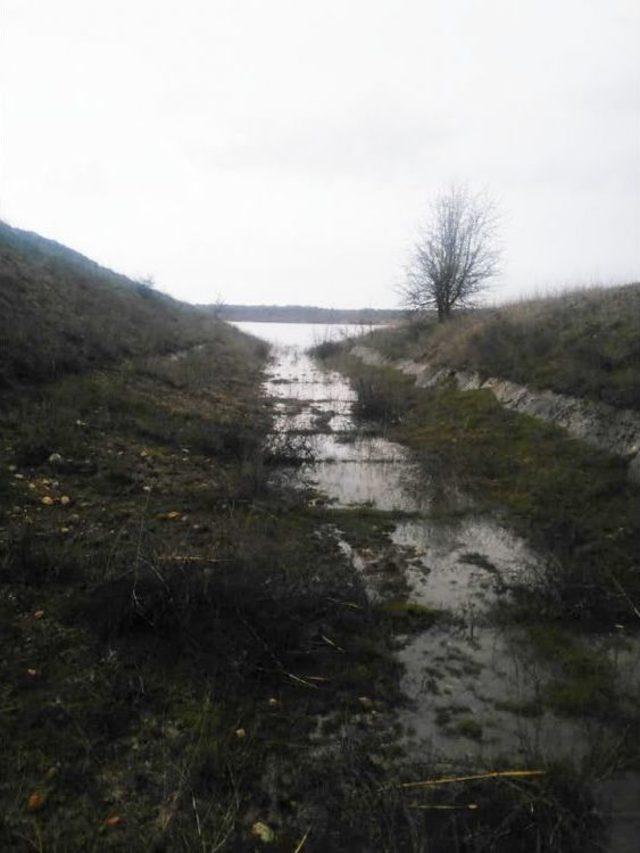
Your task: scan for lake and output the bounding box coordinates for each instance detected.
[231,320,377,348]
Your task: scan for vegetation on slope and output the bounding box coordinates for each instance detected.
[0,222,225,387]
[367,283,640,410]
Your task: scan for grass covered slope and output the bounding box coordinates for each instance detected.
[369,284,640,410]
[0,221,224,386]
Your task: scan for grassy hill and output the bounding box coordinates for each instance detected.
[366,284,640,410]
[0,222,227,386]
[0,225,417,849]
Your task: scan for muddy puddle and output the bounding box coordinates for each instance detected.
[264,339,640,851]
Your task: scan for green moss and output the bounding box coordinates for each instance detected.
[454,717,484,741]
[435,703,471,727]
[494,698,543,718]
[378,600,443,631]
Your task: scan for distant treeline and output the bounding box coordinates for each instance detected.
[206,304,404,324]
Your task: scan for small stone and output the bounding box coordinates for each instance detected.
[41,496,55,506]
[48,453,63,464]
[60,527,71,534]
[104,815,122,827]
[26,668,39,678]
[33,610,45,620]
[60,495,71,506]
[251,821,275,843]
[142,485,152,493]
[267,698,279,708]
[14,473,25,480]
[27,791,45,812]
[235,728,247,739]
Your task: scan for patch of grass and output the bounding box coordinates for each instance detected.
[454,716,484,741]
[494,698,543,718]
[435,703,471,727]
[352,366,417,426]
[308,338,345,359]
[377,599,443,631]
[318,505,415,548]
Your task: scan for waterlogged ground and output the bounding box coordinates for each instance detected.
[262,334,640,852]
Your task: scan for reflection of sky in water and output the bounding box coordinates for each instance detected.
[231,321,373,349]
[397,625,595,763]
[392,517,540,611]
[304,460,429,512]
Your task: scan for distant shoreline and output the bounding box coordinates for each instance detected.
[203,304,404,325]
[229,318,392,325]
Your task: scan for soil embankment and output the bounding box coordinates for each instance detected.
[351,343,640,482]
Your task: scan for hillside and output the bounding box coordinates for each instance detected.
[208,303,403,324]
[0,222,224,386]
[0,227,421,849]
[2,228,638,848]
[364,284,640,410]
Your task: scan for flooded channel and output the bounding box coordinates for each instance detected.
[237,321,640,852]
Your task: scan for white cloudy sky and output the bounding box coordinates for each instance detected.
[1,0,638,307]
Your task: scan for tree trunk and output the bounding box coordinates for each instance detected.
[437,304,451,323]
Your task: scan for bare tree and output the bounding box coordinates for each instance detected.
[402,185,501,322]
[211,293,226,320]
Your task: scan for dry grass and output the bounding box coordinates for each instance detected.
[0,221,238,387]
[368,283,640,409]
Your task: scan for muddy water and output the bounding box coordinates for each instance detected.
[261,334,640,851]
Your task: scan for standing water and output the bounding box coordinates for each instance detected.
[234,321,640,852]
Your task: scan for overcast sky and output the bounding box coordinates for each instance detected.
[1,1,639,308]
